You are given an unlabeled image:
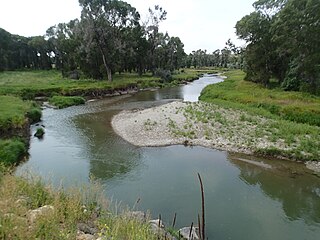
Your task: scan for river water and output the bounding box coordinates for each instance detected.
[16,75,320,239]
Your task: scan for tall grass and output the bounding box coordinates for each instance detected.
[0,173,166,240]
[0,96,31,129]
[0,139,27,166]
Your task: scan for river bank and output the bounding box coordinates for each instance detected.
[112,101,320,170]
[0,69,208,166]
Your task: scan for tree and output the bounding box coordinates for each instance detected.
[78,0,140,81]
[46,20,80,76]
[143,5,167,74]
[236,6,278,85]
[236,0,320,93]
[271,0,320,92]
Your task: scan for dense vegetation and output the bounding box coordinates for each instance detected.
[236,0,320,94]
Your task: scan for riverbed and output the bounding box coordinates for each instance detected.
[16,75,320,240]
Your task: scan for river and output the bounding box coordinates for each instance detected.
[16,75,320,240]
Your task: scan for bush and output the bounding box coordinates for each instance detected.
[27,107,42,123]
[49,96,85,109]
[0,139,27,166]
[154,69,172,83]
[34,128,45,138]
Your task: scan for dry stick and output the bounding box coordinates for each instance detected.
[133,197,141,210]
[198,213,202,240]
[172,212,177,228]
[198,173,205,240]
[159,214,162,228]
[189,222,194,239]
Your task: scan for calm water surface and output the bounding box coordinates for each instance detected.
[16,75,320,239]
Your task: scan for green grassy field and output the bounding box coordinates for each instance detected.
[200,70,320,126]
[0,95,35,129]
[0,69,204,99]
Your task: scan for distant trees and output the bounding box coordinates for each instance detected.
[236,0,320,94]
[46,20,80,76]
[184,39,243,69]
[0,0,186,81]
[0,28,52,71]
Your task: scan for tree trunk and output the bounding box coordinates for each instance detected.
[100,48,112,81]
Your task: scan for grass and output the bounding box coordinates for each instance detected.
[0,172,170,240]
[0,95,33,130]
[49,96,86,109]
[200,70,320,126]
[0,139,27,166]
[197,70,320,161]
[0,69,202,99]
[163,101,320,162]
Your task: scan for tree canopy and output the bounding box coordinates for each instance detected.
[236,0,320,94]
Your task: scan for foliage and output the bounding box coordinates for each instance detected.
[34,128,45,138]
[184,42,244,70]
[1,1,188,81]
[154,69,172,82]
[26,107,42,124]
[49,96,86,109]
[0,28,52,71]
[236,0,320,94]
[200,70,320,126]
[0,139,27,166]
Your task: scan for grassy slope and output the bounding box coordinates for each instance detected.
[0,95,32,129]
[0,96,35,166]
[200,70,320,126]
[0,173,164,240]
[199,70,320,161]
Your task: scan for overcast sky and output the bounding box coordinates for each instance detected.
[0,0,255,53]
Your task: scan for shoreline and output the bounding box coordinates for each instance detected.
[112,101,252,154]
[112,101,320,173]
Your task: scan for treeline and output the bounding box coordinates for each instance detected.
[0,29,52,71]
[0,1,186,81]
[0,0,241,81]
[185,40,243,69]
[236,0,320,94]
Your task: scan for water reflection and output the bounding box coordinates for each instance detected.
[229,153,320,225]
[73,111,143,180]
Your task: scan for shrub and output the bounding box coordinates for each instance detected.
[154,69,172,83]
[27,108,42,123]
[34,128,45,138]
[49,96,85,109]
[0,139,27,165]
